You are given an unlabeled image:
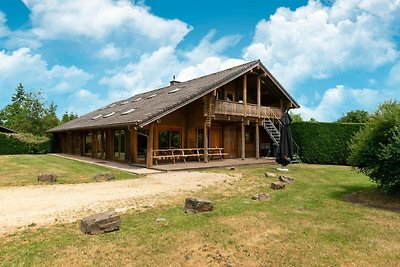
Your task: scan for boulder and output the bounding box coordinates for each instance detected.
[80,210,121,235]
[271,181,286,190]
[185,197,213,213]
[264,172,276,177]
[279,175,295,184]
[251,193,270,201]
[93,173,115,181]
[155,217,167,223]
[37,173,57,182]
[226,166,236,170]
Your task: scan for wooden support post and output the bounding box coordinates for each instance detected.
[257,75,261,118]
[255,122,260,159]
[132,129,138,163]
[147,124,154,168]
[204,122,208,163]
[243,74,247,116]
[241,122,245,160]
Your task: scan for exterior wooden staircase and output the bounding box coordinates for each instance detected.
[262,116,300,163]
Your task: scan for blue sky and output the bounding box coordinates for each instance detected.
[0,0,399,121]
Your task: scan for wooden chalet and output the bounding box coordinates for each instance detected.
[48,60,299,167]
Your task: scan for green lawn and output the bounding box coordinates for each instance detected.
[0,154,137,186]
[1,164,399,266]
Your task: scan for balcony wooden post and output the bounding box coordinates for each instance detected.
[257,76,261,118]
[243,74,247,116]
[204,122,208,163]
[147,124,154,168]
[255,121,260,159]
[241,121,245,160]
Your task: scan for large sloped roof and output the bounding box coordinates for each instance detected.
[49,59,298,133]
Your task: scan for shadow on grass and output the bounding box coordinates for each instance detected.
[332,185,400,212]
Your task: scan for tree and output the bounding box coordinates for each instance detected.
[337,110,370,123]
[60,111,78,124]
[289,112,303,122]
[348,100,400,194]
[0,83,60,135]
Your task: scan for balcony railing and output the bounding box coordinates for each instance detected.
[214,100,282,119]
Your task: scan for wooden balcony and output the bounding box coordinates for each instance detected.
[214,100,282,119]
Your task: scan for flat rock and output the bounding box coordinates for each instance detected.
[226,166,236,170]
[155,217,167,223]
[37,173,57,182]
[251,193,270,201]
[271,181,286,190]
[80,210,121,235]
[185,197,213,213]
[93,173,115,181]
[279,175,295,184]
[264,172,276,177]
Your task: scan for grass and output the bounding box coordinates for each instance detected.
[1,164,400,266]
[0,154,137,186]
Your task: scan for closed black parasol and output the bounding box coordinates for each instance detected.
[275,110,293,166]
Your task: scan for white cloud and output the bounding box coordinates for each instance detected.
[97,43,123,60]
[243,0,399,89]
[22,0,191,47]
[64,89,107,115]
[293,85,382,121]
[388,62,400,86]
[176,57,245,81]
[0,48,92,106]
[0,12,9,37]
[100,32,245,101]
[100,46,180,101]
[184,30,241,63]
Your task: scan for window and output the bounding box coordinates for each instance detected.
[197,129,204,148]
[169,88,181,93]
[91,114,102,120]
[147,94,157,99]
[85,132,92,156]
[114,129,125,160]
[121,108,135,115]
[158,129,181,149]
[103,112,115,118]
[225,91,235,101]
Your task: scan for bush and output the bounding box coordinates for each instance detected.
[291,122,364,165]
[348,101,400,194]
[0,132,50,154]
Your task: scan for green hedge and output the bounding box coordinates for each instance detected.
[291,122,364,165]
[0,133,50,154]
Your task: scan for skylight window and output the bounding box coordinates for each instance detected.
[108,103,116,108]
[120,100,129,105]
[169,88,181,94]
[103,112,115,118]
[121,108,136,115]
[132,97,142,102]
[91,114,102,120]
[147,94,157,99]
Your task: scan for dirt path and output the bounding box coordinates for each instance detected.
[0,171,238,235]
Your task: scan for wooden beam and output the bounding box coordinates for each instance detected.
[255,122,260,159]
[147,124,154,168]
[204,122,208,163]
[241,122,245,160]
[257,75,261,118]
[132,129,138,163]
[243,74,247,116]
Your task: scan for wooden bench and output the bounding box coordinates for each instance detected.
[152,148,228,165]
[206,148,229,161]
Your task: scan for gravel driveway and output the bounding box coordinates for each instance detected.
[0,171,237,235]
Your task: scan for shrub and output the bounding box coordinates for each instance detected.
[0,132,50,154]
[348,101,400,194]
[291,122,364,165]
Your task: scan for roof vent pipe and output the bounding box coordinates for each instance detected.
[170,75,181,85]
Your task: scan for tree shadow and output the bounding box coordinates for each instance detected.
[332,185,400,212]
